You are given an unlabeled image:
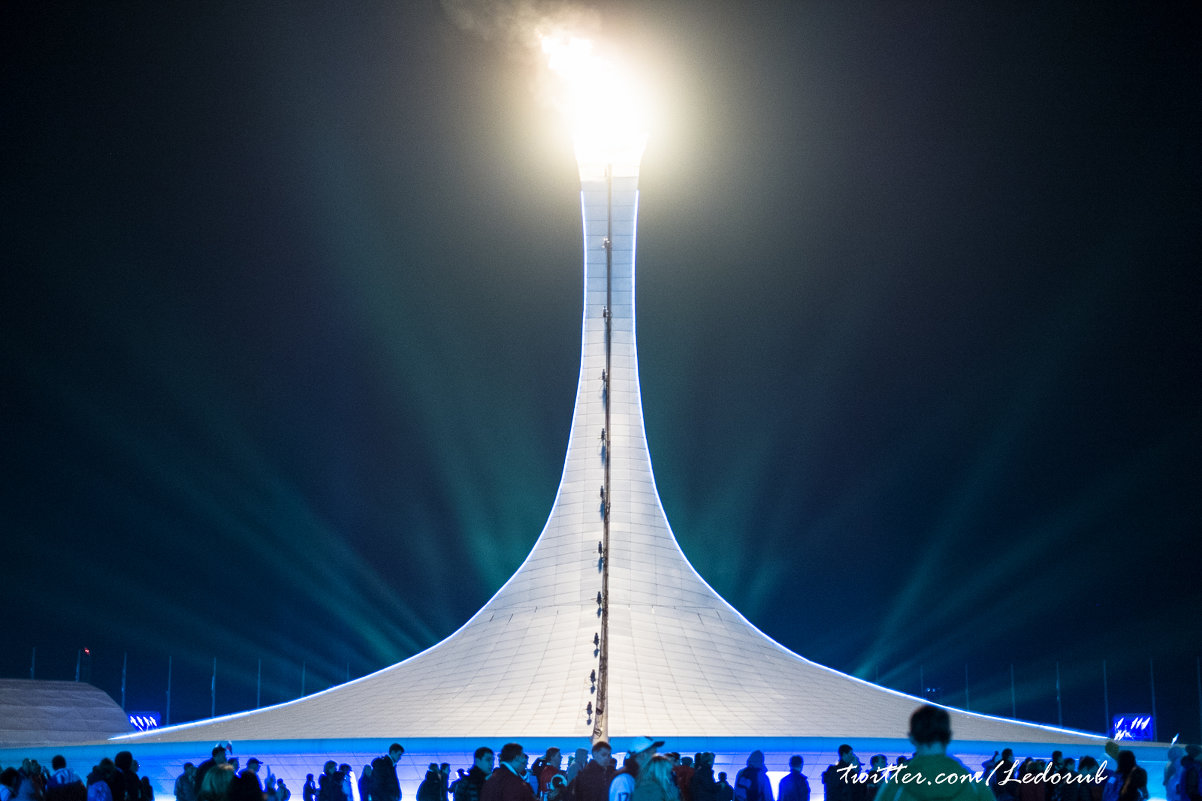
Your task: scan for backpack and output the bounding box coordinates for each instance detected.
[736,769,760,801]
[89,784,113,801]
[1166,766,1184,801]
[1101,775,1121,801]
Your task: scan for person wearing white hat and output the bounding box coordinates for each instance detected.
[610,739,664,801]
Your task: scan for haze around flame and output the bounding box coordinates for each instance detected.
[538,30,649,172]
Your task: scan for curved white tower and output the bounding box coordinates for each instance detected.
[119,139,1103,751]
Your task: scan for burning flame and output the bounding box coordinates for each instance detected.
[538,32,649,173]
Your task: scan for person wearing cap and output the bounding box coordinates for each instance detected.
[873,705,994,801]
[610,738,663,801]
[482,744,534,801]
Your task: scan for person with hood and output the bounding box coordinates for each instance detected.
[733,754,773,801]
[874,705,994,801]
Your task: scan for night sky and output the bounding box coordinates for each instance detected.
[4,1,1201,742]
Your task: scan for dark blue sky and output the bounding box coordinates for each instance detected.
[3,1,1200,740]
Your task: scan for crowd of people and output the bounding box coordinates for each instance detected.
[3,708,1200,801]
[0,752,157,801]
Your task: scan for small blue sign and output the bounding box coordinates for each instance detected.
[1112,714,1153,741]
[128,711,161,731]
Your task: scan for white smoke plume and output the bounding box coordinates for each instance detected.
[439,0,601,53]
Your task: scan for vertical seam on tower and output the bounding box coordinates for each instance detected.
[593,164,613,744]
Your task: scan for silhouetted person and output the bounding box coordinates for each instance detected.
[318,763,342,801]
[418,766,444,801]
[688,754,717,801]
[359,768,373,801]
[175,765,198,801]
[228,768,262,801]
[874,705,994,801]
[734,752,772,801]
[371,746,405,801]
[85,762,114,801]
[822,747,861,801]
[197,749,229,796]
[1105,752,1146,801]
[1177,746,1202,801]
[113,753,142,801]
[863,757,887,801]
[777,758,808,801]
[715,774,732,801]
[199,766,235,801]
[481,744,534,801]
[454,749,494,801]
[983,750,1017,801]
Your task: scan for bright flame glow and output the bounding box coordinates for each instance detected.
[539,32,649,174]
